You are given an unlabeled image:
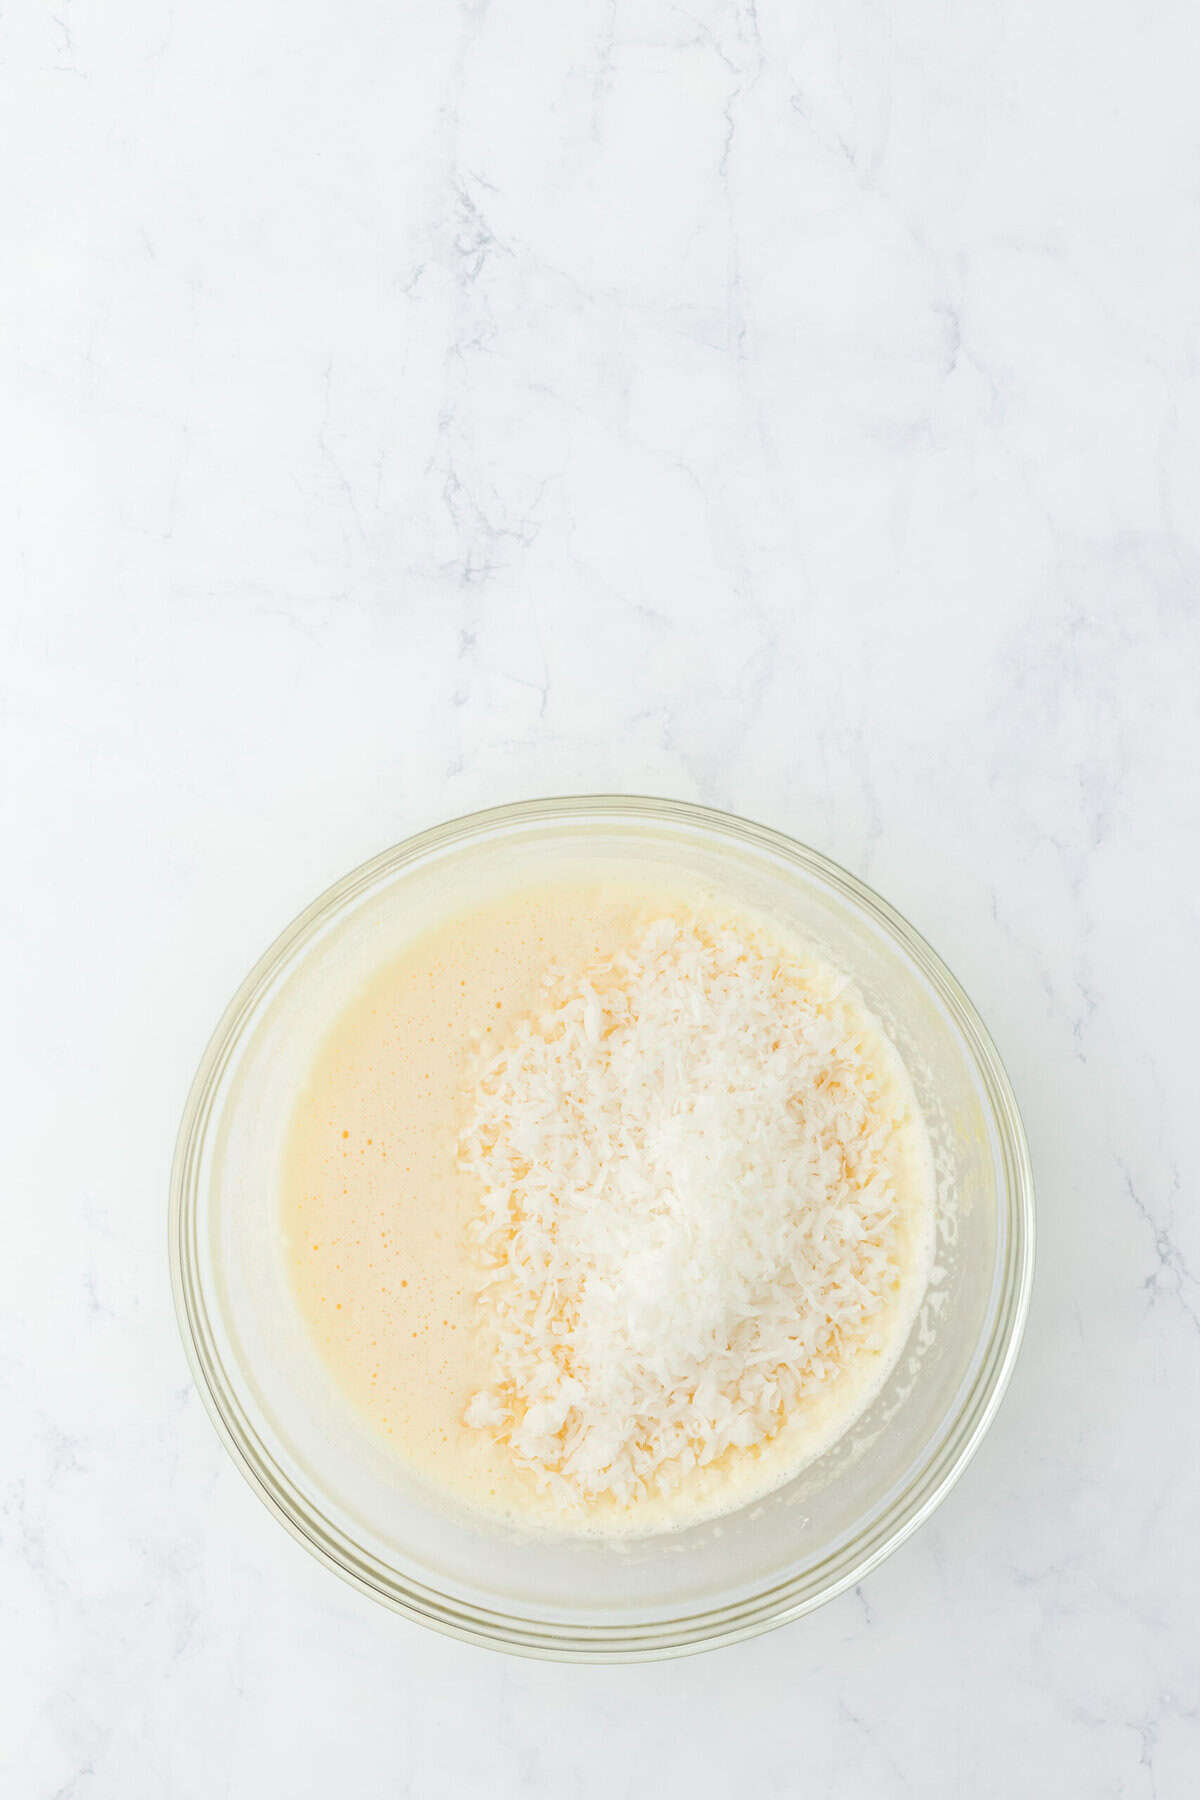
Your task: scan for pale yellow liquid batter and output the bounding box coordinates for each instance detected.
[282,880,935,1535]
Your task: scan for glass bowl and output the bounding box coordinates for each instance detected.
[170,796,1034,1661]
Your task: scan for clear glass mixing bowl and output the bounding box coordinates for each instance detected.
[170,796,1034,1660]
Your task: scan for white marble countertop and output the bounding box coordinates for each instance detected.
[5,0,1200,1792]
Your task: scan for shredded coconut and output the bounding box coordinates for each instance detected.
[460,913,912,1506]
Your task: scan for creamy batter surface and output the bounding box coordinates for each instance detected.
[282,880,935,1535]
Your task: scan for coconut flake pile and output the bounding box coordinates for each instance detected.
[460,914,910,1507]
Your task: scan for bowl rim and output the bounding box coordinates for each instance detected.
[169,794,1035,1661]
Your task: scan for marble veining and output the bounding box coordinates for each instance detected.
[3,0,1199,1794]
